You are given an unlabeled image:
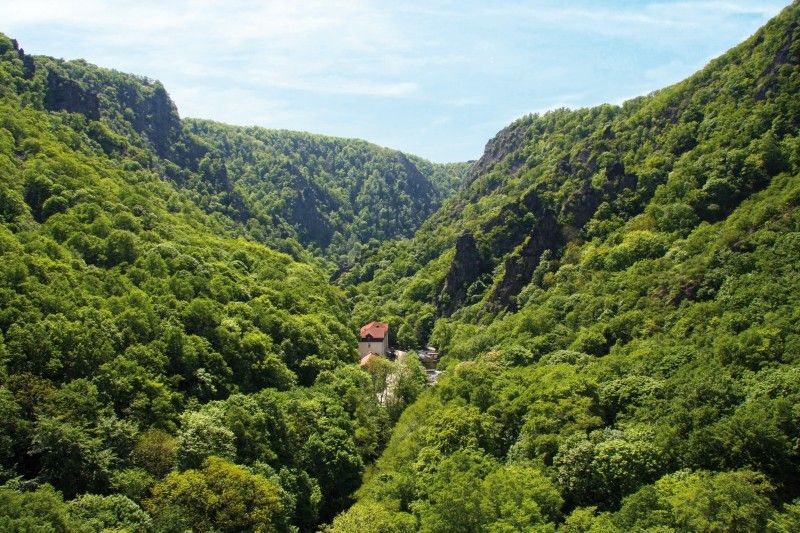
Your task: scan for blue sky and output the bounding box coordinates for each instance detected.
[1,0,788,162]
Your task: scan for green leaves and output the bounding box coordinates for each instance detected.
[480,464,563,530]
[67,493,151,532]
[177,407,236,470]
[554,427,664,509]
[614,470,775,532]
[148,456,286,532]
[0,1,799,529]
[184,119,468,268]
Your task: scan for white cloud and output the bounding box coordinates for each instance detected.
[481,0,784,43]
[0,0,788,161]
[2,0,418,97]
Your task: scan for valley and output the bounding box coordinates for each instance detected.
[1,1,800,531]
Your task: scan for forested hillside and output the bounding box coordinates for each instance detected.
[0,33,433,531]
[333,1,800,530]
[3,1,800,531]
[12,48,468,272]
[186,120,469,269]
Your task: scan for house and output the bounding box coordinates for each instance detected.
[358,321,389,357]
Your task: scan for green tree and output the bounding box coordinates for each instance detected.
[132,428,178,477]
[67,493,151,532]
[327,501,415,533]
[148,456,286,532]
[415,449,496,533]
[480,464,563,530]
[555,427,664,508]
[614,469,775,532]
[177,407,236,469]
[0,484,73,532]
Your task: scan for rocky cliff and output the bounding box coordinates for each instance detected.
[34,56,204,168]
[436,231,489,316]
[465,116,532,186]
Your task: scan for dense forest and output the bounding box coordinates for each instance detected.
[185,120,469,270]
[333,2,800,531]
[2,1,800,531]
[0,32,429,531]
[11,46,468,272]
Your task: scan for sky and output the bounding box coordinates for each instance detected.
[0,0,789,162]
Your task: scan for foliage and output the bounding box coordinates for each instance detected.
[184,120,469,268]
[67,493,152,532]
[0,484,74,532]
[611,469,776,532]
[0,32,395,531]
[3,1,800,530]
[334,2,800,529]
[147,456,285,532]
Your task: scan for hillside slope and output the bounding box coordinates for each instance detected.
[20,50,468,270]
[332,2,800,530]
[185,119,470,269]
[0,34,425,531]
[344,0,800,344]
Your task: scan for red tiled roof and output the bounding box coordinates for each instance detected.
[360,321,388,340]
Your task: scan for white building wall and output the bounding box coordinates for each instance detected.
[358,338,387,357]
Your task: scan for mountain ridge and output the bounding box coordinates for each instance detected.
[0,30,428,531]
[344,0,800,342]
[14,42,469,270]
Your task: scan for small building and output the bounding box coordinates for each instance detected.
[358,321,389,357]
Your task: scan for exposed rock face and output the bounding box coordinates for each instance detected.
[44,70,100,120]
[482,154,642,312]
[11,39,35,79]
[465,118,532,186]
[559,159,638,229]
[520,186,547,215]
[437,231,489,316]
[555,148,597,180]
[755,20,798,100]
[482,187,546,232]
[485,165,640,312]
[560,182,601,229]
[113,81,202,166]
[480,185,548,261]
[144,83,181,161]
[28,47,218,208]
[487,211,563,311]
[41,57,204,169]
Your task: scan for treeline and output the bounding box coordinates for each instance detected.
[333,2,800,530]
